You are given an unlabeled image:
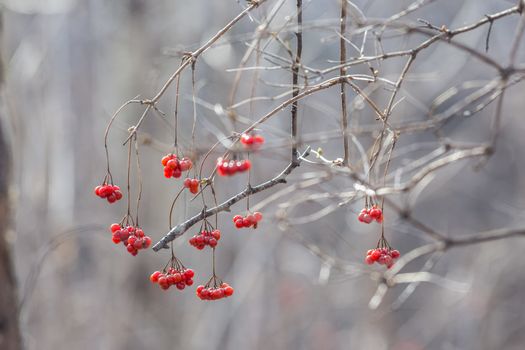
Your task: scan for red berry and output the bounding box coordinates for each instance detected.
[110,223,121,233]
[253,134,265,145]
[128,236,137,246]
[133,239,143,250]
[211,230,221,240]
[150,271,161,283]
[371,250,381,261]
[390,250,400,259]
[246,214,256,225]
[184,178,191,188]
[107,194,117,203]
[241,134,253,145]
[167,159,178,169]
[224,286,234,296]
[235,219,244,228]
[254,212,263,222]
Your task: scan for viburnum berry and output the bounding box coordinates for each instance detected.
[161,154,193,179]
[150,255,194,292]
[108,223,151,256]
[196,282,234,301]
[216,157,251,176]
[240,133,265,150]
[183,178,200,194]
[189,229,221,250]
[358,205,382,224]
[94,183,123,203]
[365,247,400,268]
[233,212,262,229]
[150,267,195,291]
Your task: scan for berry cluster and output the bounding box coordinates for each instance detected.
[183,178,200,194]
[161,154,193,178]
[233,212,262,229]
[358,205,383,224]
[216,157,251,176]
[240,133,265,150]
[196,282,234,300]
[94,183,123,203]
[365,248,400,268]
[150,267,195,291]
[110,223,151,256]
[189,229,221,249]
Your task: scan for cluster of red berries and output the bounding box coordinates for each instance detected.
[150,268,195,291]
[161,154,193,178]
[233,212,262,229]
[189,229,221,249]
[183,178,200,194]
[240,133,265,150]
[358,205,383,224]
[110,223,152,256]
[94,183,123,203]
[196,283,234,300]
[365,248,400,268]
[216,158,251,176]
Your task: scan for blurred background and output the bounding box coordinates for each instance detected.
[3,0,525,349]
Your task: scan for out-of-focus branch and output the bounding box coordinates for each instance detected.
[290,0,303,164]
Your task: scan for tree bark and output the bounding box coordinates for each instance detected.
[0,11,22,350]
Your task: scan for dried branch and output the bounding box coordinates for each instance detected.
[152,147,311,251]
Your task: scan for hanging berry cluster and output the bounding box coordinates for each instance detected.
[162,153,193,178]
[150,256,195,291]
[94,183,123,203]
[365,235,400,268]
[233,212,262,229]
[358,205,383,224]
[110,222,152,256]
[183,178,200,194]
[189,220,221,249]
[216,157,251,176]
[196,281,234,301]
[240,132,265,150]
